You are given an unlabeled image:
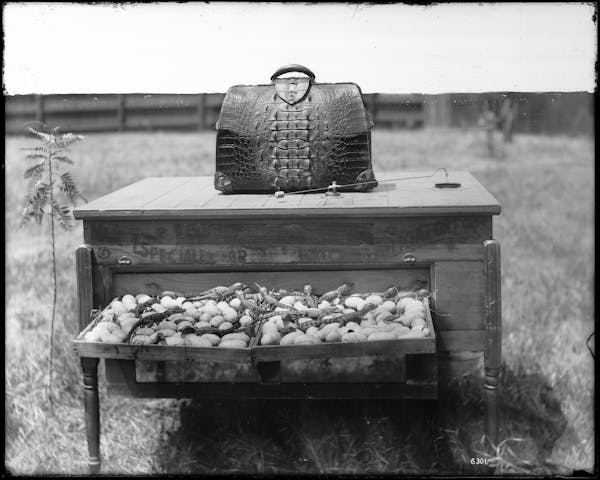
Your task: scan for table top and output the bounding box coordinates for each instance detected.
[73,171,501,220]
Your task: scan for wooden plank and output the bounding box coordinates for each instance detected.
[376,93,424,104]
[35,95,44,123]
[254,337,435,362]
[73,173,501,219]
[141,178,197,210]
[76,177,186,213]
[92,243,484,266]
[347,182,391,207]
[175,188,238,210]
[105,359,437,399]
[484,240,502,369]
[76,245,94,331]
[5,95,36,115]
[198,192,236,210]
[81,357,101,474]
[204,93,226,108]
[279,355,407,383]
[135,360,258,383]
[432,261,485,330]
[117,94,125,132]
[484,239,502,443]
[75,205,500,220]
[297,193,328,208]
[43,94,119,112]
[108,380,438,399]
[204,110,220,129]
[405,353,437,383]
[263,191,306,209]
[85,217,492,246]
[197,94,205,130]
[125,112,198,130]
[6,117,36,135]
[73,339,252,363]
[84,216,490,266]
[110,268,430,298]
[182,193,268,210]
[124,94,198,110]
[437,329,486,352]
[98,266,113,306]
[44,113,119,131]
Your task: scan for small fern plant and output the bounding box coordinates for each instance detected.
[20,123,87,407]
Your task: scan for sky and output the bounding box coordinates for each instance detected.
[2,2,597,94]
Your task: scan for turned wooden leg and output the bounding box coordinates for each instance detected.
[484,240,502,445]
[81,357,101,474]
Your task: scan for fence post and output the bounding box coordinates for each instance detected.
[117,94,126,132]
[35,94,44,125]
[197,94,205,131]
[368,93,378,128]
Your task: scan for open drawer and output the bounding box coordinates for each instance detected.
[72,293,260,382]
[253,298,437,390]
[73,267,438,391]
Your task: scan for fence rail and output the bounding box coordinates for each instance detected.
[5,92,593,136]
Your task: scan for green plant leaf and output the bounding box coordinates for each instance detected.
[22,147,44,151]
[27,127,53,145]
[21,125,86,227]
[52,200,74,231]
[55,132,84,148]
[24,160,46,179]
[21,146,49,153]
[59,172,87,204]
[52,154,73,165]
[23,181,51,225]
[25,153,47,161]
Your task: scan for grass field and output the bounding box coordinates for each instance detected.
[4,128,595,475]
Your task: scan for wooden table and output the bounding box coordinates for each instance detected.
[73,171,501,473]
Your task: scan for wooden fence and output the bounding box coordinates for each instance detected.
[5,92,592,136]
[5,93,425,135]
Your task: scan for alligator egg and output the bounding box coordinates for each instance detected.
[318,300,331,310]
[229,298,241,310]
[364,295,383,306]
[381,300,397,313]
[135,294,151,304]
[210,315,225,327]
[280,296,297,307]
[293,301,308,311]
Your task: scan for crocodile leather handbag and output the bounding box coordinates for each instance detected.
[215,64,377,193]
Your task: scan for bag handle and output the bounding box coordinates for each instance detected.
[270,64,316,81]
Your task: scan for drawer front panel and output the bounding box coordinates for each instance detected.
[109,268,431,298]
[135,360,258,383]
[85,216,490,266]
[106,359,438,399]
[280,354,408,383]
[433,261,485,330]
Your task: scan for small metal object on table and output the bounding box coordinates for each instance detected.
[72,171,502,473]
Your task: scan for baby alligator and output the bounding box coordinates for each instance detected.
[296,303,378,332]
[124,307,185,343]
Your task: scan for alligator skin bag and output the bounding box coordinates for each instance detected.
[215,64,377,193]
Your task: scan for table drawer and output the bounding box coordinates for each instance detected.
[253,298,436,388]
[75,267,437,390]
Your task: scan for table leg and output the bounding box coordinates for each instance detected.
[484,240,502,445]
[81,357,101,474]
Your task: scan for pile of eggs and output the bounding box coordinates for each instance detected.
[81,287,431,349]
[83,293,256,348]
[259,293,430,346]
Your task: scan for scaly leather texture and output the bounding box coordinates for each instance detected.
[215,78,377,193]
